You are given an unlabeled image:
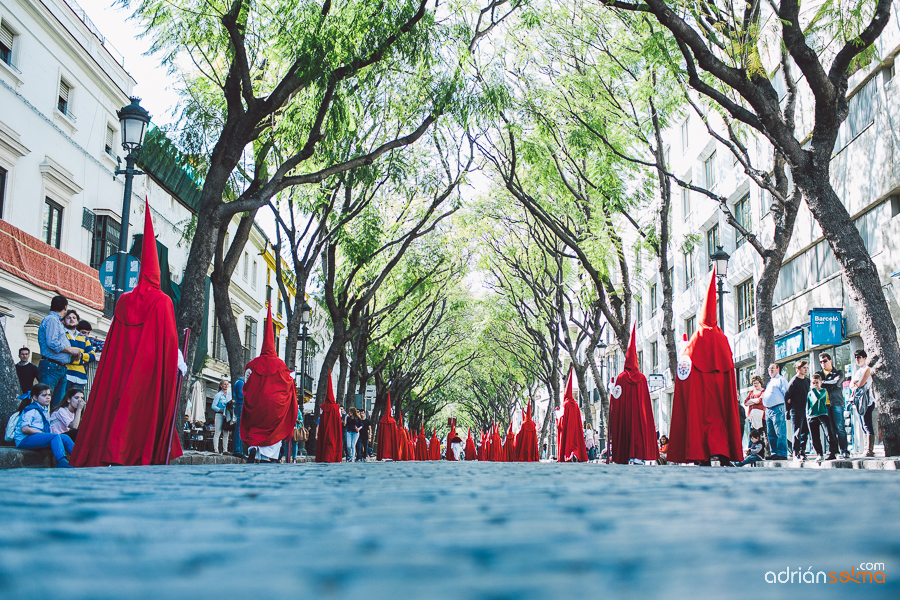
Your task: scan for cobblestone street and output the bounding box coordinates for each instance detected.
[0,462,896,599]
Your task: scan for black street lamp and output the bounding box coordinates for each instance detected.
[113,97,150,304]
[710,245,731,329]
[297,300,312,399]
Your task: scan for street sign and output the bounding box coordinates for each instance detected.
[809,308,843,346]
[647,374,665,390]
[775,328,805,361]
[99,254,141,294]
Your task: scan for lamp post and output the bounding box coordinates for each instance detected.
[298,300,312,400]
[113,97,150,304]
[710,245,731,329]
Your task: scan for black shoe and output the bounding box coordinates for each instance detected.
[247,448,257,464]
[768,455,788,461]
[825,453,836,461]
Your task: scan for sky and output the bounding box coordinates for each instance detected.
[76,0,182,127]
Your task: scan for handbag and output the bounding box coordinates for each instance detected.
[852,387,872,414]
[293,425,309,443]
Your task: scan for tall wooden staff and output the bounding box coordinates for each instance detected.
[166,329,191,465]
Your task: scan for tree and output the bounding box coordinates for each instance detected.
[599,0,900,454]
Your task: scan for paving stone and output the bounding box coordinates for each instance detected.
[0,462,897,599]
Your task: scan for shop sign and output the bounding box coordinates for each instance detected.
[98,254,140,294]
[809,309,843,346]
[775,329,805,361]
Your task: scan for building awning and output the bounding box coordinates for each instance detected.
[0,218,104,309]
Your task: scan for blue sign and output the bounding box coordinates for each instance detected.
[99,254,141,294]
[809,309,843,346]
[775,329,805,361]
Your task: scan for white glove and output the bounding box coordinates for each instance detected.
[177,350,188,376]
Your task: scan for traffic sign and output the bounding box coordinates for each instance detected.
[99,254,141,294]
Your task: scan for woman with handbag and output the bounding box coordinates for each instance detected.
[211,379,231,454]
[850,349,876,457]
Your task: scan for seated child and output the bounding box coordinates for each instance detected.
[734,430,764,467]
[15,384,74,468]
[50,388,85,442]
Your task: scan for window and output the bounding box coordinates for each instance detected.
[663,146,670,168]
[275,335,280,357]
[0,22,14,66]
[635,298,642,325]
[243,317,258,365]
[277,293,284,316]
[242,251,249,281]
[681,186,691,217]
[685,315,696,339]
[0,166,6,219]
[58,79,72,116]
[703,151,717,188]
[835,76,877,153]
[706,225,720,271]
[651,341,659,372]
[43,198,63,249]
[650,283,658,317]
[680,118,689,153]
[737,279,755,332]
[637,351,643,372]
[683,248,695,290]
[90,215,120,269]
[211,313,226,361]
[734,195,750,248]
[251,259,258,290]
[105,125,115,156]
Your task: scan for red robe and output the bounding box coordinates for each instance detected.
[668,268,743,463]
[406,429,416,461]
[478,430,486,461]
[464,429,477,460]
[240,305,298,448]
[609,324,659,464]
[517,405,539,462]
[558,369,588,462]
[415,426,429,461]
[71,202,182,467]
[315,373,343,463]
[504,423,517,462]
[446,426,458,461]
[376,393,401,460]
[489,424,504,462]
[429,428,440,460]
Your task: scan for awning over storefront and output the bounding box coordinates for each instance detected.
[0,218,104,309]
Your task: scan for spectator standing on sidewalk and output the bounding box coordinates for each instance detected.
[63,311,99,392]
[762,363,788,460]
[807,373,837,461]
[211,379,230,454]
[744,376,766,450]
[37,295,82,409]
[815,353,849,459]
[357,409,371,461]
[344,408,362,462]
[785,360,811,460]
[15,347,39,395]
[849,350,875,457]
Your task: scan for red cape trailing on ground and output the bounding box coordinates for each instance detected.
[609,324,659,464]
[504,422,517,462]
[239,305,298,449]
[429,428,440,460]
[415,425,429,461]
[489,423,504,462]
[517,404,539,462]
[376,394,401,461]
[315,373,343,463]
[667,268,744,463]
[71,202,182,467]
[464,428,477,460]
[558,369,588,462]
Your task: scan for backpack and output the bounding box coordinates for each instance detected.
[4,412,21,442]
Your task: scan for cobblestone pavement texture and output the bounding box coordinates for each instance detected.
[0,463,896,599]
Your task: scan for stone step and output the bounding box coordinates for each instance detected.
[752,456,900,469]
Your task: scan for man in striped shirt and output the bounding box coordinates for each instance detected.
[63,310,99,391]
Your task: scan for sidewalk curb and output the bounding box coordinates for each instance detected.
[752,457,899,470]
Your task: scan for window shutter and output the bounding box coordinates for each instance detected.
[59,80,70,102]
[0,23,13,51]
[105,125,114,153]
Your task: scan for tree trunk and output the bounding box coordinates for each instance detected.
[337,346,349,407]
[799,171,900,456]
[0,324,22,427]
[586,350,608,440]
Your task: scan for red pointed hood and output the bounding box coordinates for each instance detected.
[325,370,336,405]
[467,428,472,440]
[139,200,160,289]
[260,304,276,357]
[526,403,533,423]
[683,268,734,372]
[564,367,576,404]
[617,324,645,385]
[379,393,396,424]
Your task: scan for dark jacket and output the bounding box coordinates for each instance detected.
[814,368,844,407]
[785,375,811,414]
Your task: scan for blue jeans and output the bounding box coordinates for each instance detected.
[345,431,359,462]
[17,432,74,462]
[38,360,68,410]
[827,404,848,453]
[233,403,243,456]
[765,403,788,457]
[735,454,763,467]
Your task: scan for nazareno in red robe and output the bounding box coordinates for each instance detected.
[445,425,458,461]
[504,422,517,462]
[489,423,504,462]
[376,393,401,460]
[429,428,440,460]
[517,404,539,462]
[406,429,416,461]
[71,201,182,467]
[557,368,588,462]
[464,428,477,460]
[415,426,429,461]
[239,305,298,448]
[667,268,744,463]
[609,324,659,464]
[315,372,343,463]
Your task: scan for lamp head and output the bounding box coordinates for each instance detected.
[117,97,151,152]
